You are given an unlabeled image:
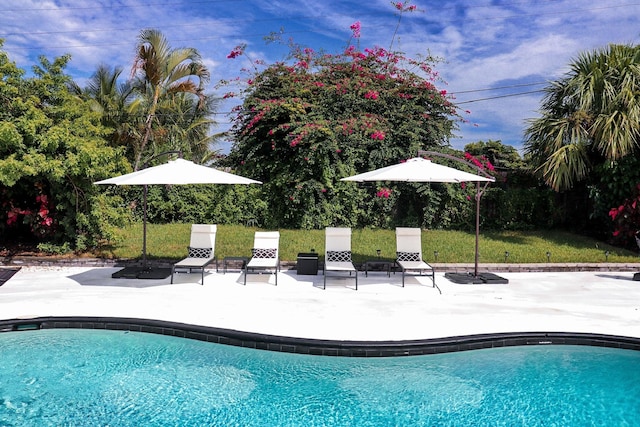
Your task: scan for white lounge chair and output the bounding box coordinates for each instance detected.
[395,227,440,293]
[323,227,358,290]
[171,224,217,284]
[244,231,280,285]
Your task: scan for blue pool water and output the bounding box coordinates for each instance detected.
[1,329,640,426]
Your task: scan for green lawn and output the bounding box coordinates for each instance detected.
[99,223,640,264]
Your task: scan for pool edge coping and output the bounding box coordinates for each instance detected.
[2,316,639,357]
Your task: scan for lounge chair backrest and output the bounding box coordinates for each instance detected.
[252,231,280,259]
[189,224,217,257]
[396,227,422,258]
[325,227,352,257]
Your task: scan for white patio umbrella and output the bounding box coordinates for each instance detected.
[95,158,262,186]
[95,158,261,278]
[342,156,504,283]
[341,157,494,184]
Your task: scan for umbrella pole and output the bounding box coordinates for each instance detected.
[142,184,148,267]
[475,182,480,277]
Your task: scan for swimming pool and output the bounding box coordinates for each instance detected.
[1,328,639,426]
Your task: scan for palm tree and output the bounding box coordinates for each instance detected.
[70,64,140,154]
[153,92,222,163]
[524,44,640,191]
[131,29,210,169]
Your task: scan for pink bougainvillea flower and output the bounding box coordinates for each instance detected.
[376,187,392,198]
[364,90,379,100]
[226,46,244,59]
[6,210,17,225]
[370,130,385,140]
[350,21,361,38]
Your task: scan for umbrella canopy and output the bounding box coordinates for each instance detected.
[341,156,498,282]
[340,157,494,183]
[95,158,261,277]
[95,158,261,185]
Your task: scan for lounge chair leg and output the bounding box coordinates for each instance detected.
[323,271,326,290]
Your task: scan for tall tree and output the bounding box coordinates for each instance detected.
[223,40,461,228]
[131,29,210,169]
[0,49,130,250]
[524,44,640,192]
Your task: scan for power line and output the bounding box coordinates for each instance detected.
[457,90,546,105]
[450,82,547,95]
[3,30,311,51]
[203,88,548,115]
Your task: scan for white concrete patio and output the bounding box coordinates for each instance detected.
[1,266,639,342]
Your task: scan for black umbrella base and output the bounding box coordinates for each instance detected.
[444,272,509,284]
[112,267,172,280]
[0,267,21,286]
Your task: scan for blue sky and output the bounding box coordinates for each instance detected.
[1,0,638,154]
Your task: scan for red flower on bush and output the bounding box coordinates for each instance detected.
[376,187,392,198]
[370,130,385,140]
[364,90,379,100]
[464,152,495,172]
[6,189,56,236]
[609,183,640,248]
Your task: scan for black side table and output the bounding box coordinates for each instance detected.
[222,256,248,274]
[364,260,392,277]
[297,252,319,275]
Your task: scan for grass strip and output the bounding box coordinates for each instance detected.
[98,224,639,264]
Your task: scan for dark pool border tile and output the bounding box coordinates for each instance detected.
[1,316,640,357]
